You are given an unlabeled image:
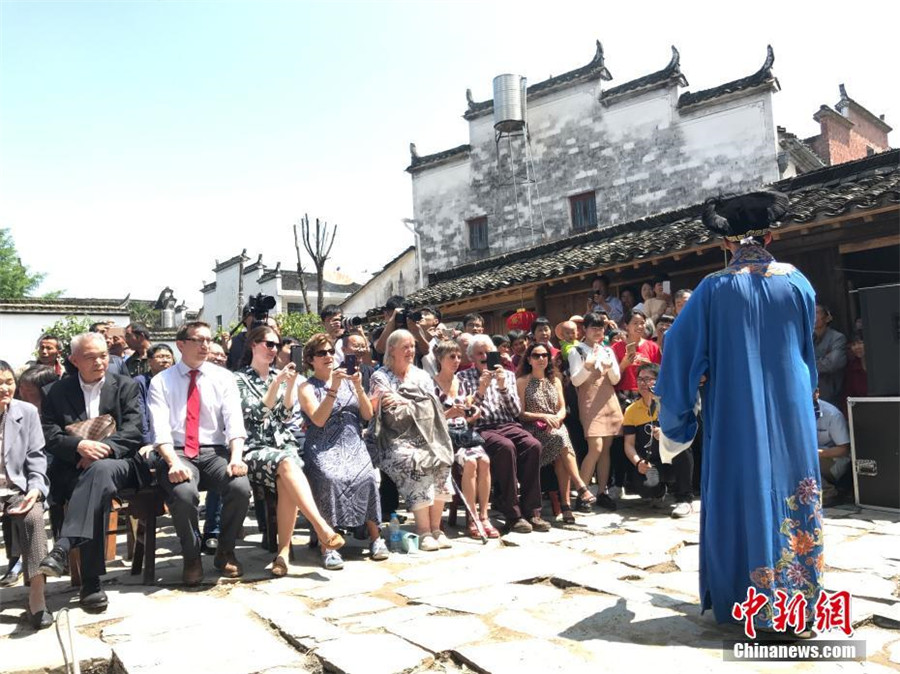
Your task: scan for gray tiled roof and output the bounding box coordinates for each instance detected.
[678,45,777,109]
[407,149,900,306]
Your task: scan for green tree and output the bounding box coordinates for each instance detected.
[128,301,159,328]
[275,312,324,344]
[0,228,48,298]
[37,316,94,358]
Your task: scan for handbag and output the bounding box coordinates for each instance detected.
[447,427,485,450]
[65,414,116,441]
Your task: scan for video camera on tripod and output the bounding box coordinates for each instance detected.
[248,293,276,326]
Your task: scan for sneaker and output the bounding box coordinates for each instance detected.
[322,549,344,570]
[595,493,617,511]
[432,530,452,549]
[419,534,440,552]
[370,538,390,561]
[671,502,693,518]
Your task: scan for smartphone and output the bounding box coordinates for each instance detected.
[290,344,304,369]
[663,280,671,295]
[486,352,502,370]
[344,354,358,376]
[626,341,637,354]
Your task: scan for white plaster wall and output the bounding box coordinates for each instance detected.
[341,250,419,319]
[0,311,130,370]
[412,76,780,277]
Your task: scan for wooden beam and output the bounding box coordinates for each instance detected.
[839,234,900,254]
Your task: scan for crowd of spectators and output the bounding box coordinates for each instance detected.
[0,278,869,628]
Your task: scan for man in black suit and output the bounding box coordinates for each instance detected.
[38,332,143,611]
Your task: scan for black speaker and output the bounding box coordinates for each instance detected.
[859,284,900,396]
[847,397,900,512]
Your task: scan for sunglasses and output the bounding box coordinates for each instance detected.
[314,348,336,357]
[530,352,549,359]
[256,340,279,349]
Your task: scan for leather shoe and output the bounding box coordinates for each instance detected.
[182,557,203,586]
[79,587,108,612]
[27,608,54,630]
[213,550,243,578]
[38,546,67,578]
[506,518,533,534]
[0,561,22,587]
[529,516,552,532]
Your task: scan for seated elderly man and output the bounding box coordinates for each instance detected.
[38,332,144,611]
[458,334,546,534]
[815,389,852,506]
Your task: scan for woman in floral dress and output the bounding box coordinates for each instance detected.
[235,326,344,577]
[516,342,595,523]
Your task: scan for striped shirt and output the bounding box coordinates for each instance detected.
[457,367,521,429]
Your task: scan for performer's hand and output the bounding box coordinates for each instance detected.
[636,459,650,475]
[168,460,192,484]
[651,426,661,440]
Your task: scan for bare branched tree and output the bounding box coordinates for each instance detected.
[301,214,337,313]
[292,220,312,312]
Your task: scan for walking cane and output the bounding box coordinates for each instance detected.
[450,475,489,544]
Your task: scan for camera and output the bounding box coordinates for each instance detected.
[395,305,423,325]
[248,293,276,322]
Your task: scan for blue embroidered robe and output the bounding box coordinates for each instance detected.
[656,245,824,626]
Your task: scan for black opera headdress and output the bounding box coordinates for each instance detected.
[702,190,790,242]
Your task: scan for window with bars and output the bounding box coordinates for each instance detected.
[570,191,598,232]
[287,302,305,314]
[468,216,489,251]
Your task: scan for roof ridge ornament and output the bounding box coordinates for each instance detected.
[761,44,775,74]
[466,88,476,111]
[666,45,680,74]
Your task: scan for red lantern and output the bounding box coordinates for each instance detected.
[506,308,537,333]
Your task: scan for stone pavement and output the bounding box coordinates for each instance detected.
[1,496,899,674]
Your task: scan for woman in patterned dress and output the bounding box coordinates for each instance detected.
[235,326,344,577]
[369,330,454,552]
[298,333,387,570]
[516,342,595,523]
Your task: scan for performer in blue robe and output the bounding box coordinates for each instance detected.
[656,191,823,632]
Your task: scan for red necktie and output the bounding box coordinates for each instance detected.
[184,369,201,458]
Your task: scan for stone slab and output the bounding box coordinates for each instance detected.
[3,614,111,674]
[386,614,490,653]
[298,567,399,601]
[237,590,345,644]
[454,638,593,674]
[313,596,397,619]
[674,544,700,572]
[313,633,431,674]
[413,582,564,616]
[825,571,898,602]
[341,604,437,630]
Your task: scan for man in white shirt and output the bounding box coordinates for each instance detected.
[148,321,251,585]
[815,389,852,506]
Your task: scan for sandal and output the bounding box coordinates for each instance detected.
[321,531,345,551]
[481,519,500,539]
[271,555,288,578]
[577,486,596,505]
[466,519,482,540]
[561,505,576,525]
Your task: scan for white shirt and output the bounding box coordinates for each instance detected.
[148,361,246,448]
[79,375,105,419]
[568,342,620,387]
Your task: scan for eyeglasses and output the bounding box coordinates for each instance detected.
[256,340,279,349]
[637,376,657,383]
[185,337,213,346]
[530,353,549,359]
[314,348,336,357]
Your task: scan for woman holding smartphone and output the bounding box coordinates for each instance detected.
[0,360,53,629]
[298,333,387,569]
[235,327,345,576]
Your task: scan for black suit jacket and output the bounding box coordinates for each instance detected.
[42,373,144,465]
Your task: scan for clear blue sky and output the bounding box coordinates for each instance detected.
[2,1,897,309]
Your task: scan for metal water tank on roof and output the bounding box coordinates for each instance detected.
[493,74,527,132]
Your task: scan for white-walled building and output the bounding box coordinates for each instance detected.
[0,297,132,370]
[407,42,782,278]
[200,253,361,329]
[340,246,419,320]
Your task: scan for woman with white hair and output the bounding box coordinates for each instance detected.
[369,330,454,552]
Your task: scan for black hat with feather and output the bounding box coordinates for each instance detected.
[702,190,790,242]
